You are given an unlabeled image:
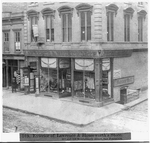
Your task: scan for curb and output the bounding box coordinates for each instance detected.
[3,105,86,127]
[122,98,148,110]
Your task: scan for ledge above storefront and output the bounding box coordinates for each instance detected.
[23,49,133,58]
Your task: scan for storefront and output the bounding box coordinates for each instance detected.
[3,54,25,91]
[24,49,132,106]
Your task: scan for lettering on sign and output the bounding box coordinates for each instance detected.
[114,76,134,87]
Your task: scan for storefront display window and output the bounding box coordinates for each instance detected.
[40,58,57,93]
[74,59,95,99]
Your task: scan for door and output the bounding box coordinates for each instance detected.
[59,58,71,98]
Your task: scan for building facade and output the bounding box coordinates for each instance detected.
[3,2,148,107]
[2,3,27,90]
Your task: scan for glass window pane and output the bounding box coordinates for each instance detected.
[74,59,95,99]
[40,58,57,93]
[87,26,91,41]
[51,29,54,41]
[46,16,50,29]
[63,14,66,28]
[87,11,91,26]
[81,12,85,26]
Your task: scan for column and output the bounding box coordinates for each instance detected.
[71,58,74,97]
[110,58,114,98]
[6,60,9,89]
[57,58,60,97]
[95,58,102,102]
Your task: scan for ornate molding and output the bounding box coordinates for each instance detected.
[58,6,74,17]
[26,10,39,19]
[123,7,135,18]
[106,4,119,16]
[137,10,147,19]
[75,3,93,16]
[41,8,55,18]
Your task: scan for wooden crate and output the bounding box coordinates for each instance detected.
[120,90,139,104]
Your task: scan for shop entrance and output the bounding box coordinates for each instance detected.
[59,58,71,98]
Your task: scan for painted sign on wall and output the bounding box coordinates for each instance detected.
[114,76,134,87]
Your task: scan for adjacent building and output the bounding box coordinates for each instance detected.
[2,3,27,90]
[2,2,148,107]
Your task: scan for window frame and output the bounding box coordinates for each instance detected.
[80,10,92,42]
[13,29,21,52]
[138,16,143,42]
[27,10,39,43]
[76,3,93,42]
[107,11,114,41]
[124,14,130,41]
[58,6,73,42]
[105,4,119,42]
[123,7,134,42]
[3,30,10,52]
[41,8,55,43]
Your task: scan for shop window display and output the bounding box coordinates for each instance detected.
[40,58,57,93]
[74,59,95,99]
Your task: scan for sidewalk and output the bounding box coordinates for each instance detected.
[3,89,148,126]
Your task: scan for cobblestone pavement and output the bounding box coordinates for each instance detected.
[3,100,148,139]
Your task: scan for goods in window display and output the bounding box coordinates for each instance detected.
[74,59,95,99]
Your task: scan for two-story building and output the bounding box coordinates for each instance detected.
[2,3,27,91]
[3,2,147,107]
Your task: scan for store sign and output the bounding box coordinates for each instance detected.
[75,59,94,71]
[114,76,134,87]
[114,69,121,79]
[32,25,38,37]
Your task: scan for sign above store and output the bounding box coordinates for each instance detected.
[24,49,132,58]
[114,76,134,87]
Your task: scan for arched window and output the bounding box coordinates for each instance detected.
[41,8,55,42]
[106,4,119,41]
[137,10,147,41]
[76,3,93,41]
[123,7,134,41]
[58,6,73,42]
[27,10,39,42]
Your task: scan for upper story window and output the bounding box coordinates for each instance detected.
[58,6,73,42]
[41,8,55,42]
[106,4,119,41]
[123,7,134,42]
[3,31,10,52]
[27,10,39,42]
[76,3,93,41]
[137,10,147,42]
[14,30,21,52]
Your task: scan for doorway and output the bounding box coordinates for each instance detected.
[59,58,71,98]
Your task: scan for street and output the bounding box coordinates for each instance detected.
[3,100,148,134]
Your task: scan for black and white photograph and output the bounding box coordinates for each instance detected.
[1,0,149,142]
